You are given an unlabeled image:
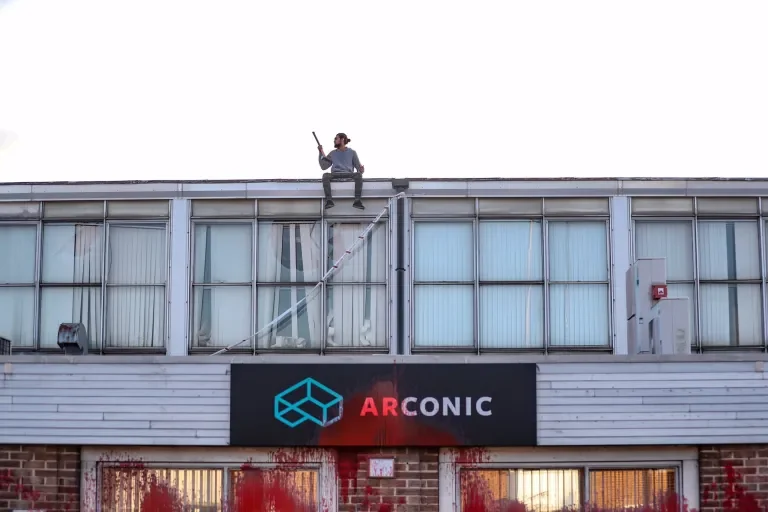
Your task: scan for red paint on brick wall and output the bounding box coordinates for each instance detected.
[0,445,80,511]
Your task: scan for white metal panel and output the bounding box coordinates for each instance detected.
[538,360,768,445]
[0,361,229,445]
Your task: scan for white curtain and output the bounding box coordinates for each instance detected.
[193,224,252,347]
[106,224,166,348]
[634,221,695,339]
[697,221,761,346]
[548,221,609,347]
[326,223,386,348]
[40,224,103,349]
[414,222,474,347]
[479,220,544,349]
[256,222,322,349]
[0,225,36,347]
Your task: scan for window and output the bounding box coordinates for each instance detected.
[190,199,389,352]
[412,198,610,352]
[460,467,676,511]
[633,197,765,349]
[0,223,37,348]
[0,201,169,352]
[99,465,319,512]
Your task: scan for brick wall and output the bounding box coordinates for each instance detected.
[699,445,768,511]
[0,445,80,512]
[338,448,439,512]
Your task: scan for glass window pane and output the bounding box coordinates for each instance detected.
[414,284,473,347]
[193,224,252,283]
[635,221,694,281]
[108,224,167,284]
[0,287,35,347]
[589,468,676,510]
[698,221,760,280]
[700,283,763,346]
[0,225,37,283]
[101,467,223,512]
[40,287,102,349]
[461,470,509,510]
[257,222,321,283]
[480,285,543,349]
[42,224,104,283]
[414,222,473,282]
[548,222,607,281]
[549,284,609,347]
[479,221,542,281]
[327,222,387,283]
[192,286,251,348]
[256,286,322,349]
[515,469,582,511]
[106,286,165,349]
[326,284,387,348]
[229,468,318,511]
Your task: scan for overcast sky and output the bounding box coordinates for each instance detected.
[0,0,766,182]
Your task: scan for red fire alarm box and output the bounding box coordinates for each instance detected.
[652,284,668,300]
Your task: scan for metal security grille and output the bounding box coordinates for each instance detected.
[461,469,582,512]
[101,467,223,512]
[589,468,676,509]
[461,467,676,511]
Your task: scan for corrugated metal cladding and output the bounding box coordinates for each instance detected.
[1,357,768,446]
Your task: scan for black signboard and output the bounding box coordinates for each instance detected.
[229,363,537,447]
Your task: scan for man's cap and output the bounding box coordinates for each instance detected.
[336,132,350,142]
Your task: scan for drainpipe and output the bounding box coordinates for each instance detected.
[391,179,409,355]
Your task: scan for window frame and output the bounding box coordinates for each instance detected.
[0,219,41,349]
[441,446,698,512]
[189,200,391,354]
[84,447,334,512]
[410,198,613,354]
[0,201,170,353]
[631,200,768,351]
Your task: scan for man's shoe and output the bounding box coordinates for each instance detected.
[325,199,335,209]
[352,199,364,210]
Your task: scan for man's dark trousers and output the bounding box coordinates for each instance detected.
[322,171,363,200]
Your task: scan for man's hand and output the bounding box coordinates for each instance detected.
[359,165,365,174]
[317,145,325,157]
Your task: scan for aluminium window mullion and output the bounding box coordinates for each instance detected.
[692,212,702,353]
[252,218,258,354]
[474,199,480,354]
[759,201,768,351]
[34,217,42,350]
[543,219,550,354]
[101,220,109,353]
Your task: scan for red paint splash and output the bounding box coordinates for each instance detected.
[0,462,78,511]
[228,465,313,512]
[317,380,461,447]
[140,474,185,512]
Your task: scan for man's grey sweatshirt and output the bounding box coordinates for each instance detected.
[319,148,362,173]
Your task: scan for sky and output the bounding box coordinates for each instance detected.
[0,0,766,182]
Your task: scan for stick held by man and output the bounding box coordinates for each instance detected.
[317,132,364,210]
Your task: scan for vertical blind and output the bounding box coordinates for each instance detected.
[414,220,609,349]
[635,220,763,347]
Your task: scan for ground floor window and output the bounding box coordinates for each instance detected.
[460,466,677,511]
[100,465,319,511]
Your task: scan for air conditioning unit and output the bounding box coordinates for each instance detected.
[57,323,89,355]
[626,258,667,354]
[649,297,691,355]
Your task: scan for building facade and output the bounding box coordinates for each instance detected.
[1,177,768,511]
